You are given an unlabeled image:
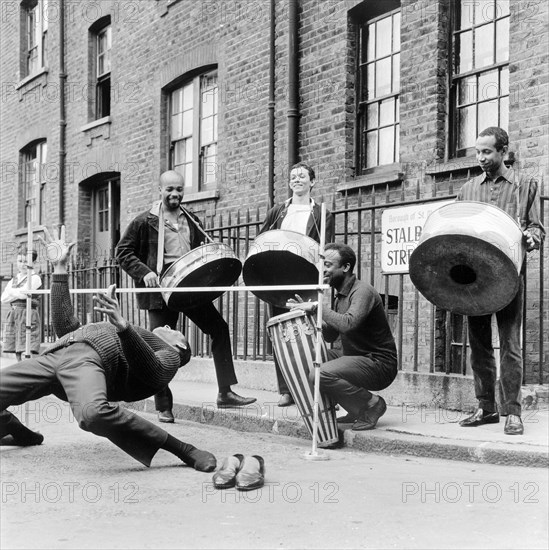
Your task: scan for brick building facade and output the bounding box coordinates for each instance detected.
[1,0,547,386]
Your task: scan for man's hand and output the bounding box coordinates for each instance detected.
[93,284,129,332]
[286,294,318,313]
[523,229,538,252]
[38,225,76,273]
[143,272,159,288]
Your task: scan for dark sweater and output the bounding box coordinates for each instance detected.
[43,274,188,402]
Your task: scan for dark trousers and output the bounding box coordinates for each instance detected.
[315,349,397,418]
[467,279,524,416]
[150,302,238,411]
[0,343,169,466]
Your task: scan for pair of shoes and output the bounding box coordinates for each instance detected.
[459,409,499,427]
[212,455,265,491]
[278,394,294,407]
[352,397,387,431]
[504,414,524,435]
[337,413,357,424]
[217,391,257,408]
[158,410,175,423]
[0,431,44,446]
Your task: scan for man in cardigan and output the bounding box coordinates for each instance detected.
[0,226,216,472]
[116,170,255,423]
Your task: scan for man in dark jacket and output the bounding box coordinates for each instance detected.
[0,227,216,472]
[116,170,255,423]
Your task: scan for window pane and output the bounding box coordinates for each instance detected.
[171,113,183,139]
[172,89,182,113]
[393,12,401,51]
[392,53,400,93]
[185,163,193,188]
[475,0,494,25]
[366,131,378,167]
[478,99,498,132]
[496,0,510,17]
[495,18,509,62]
[457,31,472,73]
[500,67,509,95]
[375,57,391,97]
[458,105,476,150]
[366,23,375,61]
[183,84,193,109]
[379,126,395,165]
[395,97,400,122]
[367,103,378,127]
[458,75,477,105]
[379,98,395,126]
[395,124,400,161]
[366,64,375,101]
[173,140,185,165]
[474,23,494,68]
[376,16,392,58]
[460,2,474,29]
[182,111,193,137]
[499,96,509,129]
[201,118,214,145]
[478,69,499,101]
[213,114,218,140]
[202,88,215,117]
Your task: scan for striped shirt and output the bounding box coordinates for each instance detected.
[456,168,545,248]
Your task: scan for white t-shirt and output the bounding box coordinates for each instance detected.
[280,203,311,235]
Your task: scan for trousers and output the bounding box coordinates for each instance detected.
[149,302,238,411]
[0,343,169,466]
[315,349,397,418]
[467,279,524,416]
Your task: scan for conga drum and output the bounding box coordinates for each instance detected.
[243,230,320,307]
[160,243,242,310]
[409,201,525,316]
[267,310,339,446]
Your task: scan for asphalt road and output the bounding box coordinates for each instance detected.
[1,397,547,550]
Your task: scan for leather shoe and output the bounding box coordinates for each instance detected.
[158,410,175,423]
[459,408,499,427]
[337,413,357,424]
[278,393,295,407]
[217,391,257,408]
[352,396,387,431]
[212,454,244,489]
[235,455,265,491]
[504,414,524,435]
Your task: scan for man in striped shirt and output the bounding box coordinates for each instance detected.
[457,126,545,435]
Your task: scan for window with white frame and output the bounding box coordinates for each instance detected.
[95,24,111,119]
[23,0,48,77]
[20,141,47,227]
[451,0,510,156]
[356,8,401,172]
[169,70,218,192]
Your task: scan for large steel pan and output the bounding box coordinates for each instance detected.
[160,243,242,310]
[409,201,525,316]
[242,230,320,307]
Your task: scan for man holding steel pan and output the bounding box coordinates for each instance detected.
[0,226,217,472]
[288,242,398,431]
[456,127,545,436]
[116,170,255,423]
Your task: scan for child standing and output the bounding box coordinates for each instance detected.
[1,247,42,361]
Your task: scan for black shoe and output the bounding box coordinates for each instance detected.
[504,414,524,435]
[235,455,265,491]
[352,397,387,431]
[217,391,257,408]
[212,454,244,489]
[158,410,175,423]
[337,413,357,424]
[278,394,295,407]
[459,408,499,427]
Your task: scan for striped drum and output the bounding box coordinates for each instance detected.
[267,310,338,446]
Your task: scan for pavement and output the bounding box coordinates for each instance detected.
[2,354,548,469]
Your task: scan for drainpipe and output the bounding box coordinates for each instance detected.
[58,0,66,228]
[267,0,275,208]
[287,0,299,188]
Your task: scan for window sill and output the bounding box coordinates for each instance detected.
[182,189,220,203]
[426,153,515,176]
[80,116,112,133]
[16,67,49,90]
[337,163,404,192]
[14,225,46,238]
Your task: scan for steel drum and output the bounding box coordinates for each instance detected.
[267,310,339,446]
[160,243,242,310]
[409,201,525,316]
[242,230,321,307]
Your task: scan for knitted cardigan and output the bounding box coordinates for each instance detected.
[43,274,188,402]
